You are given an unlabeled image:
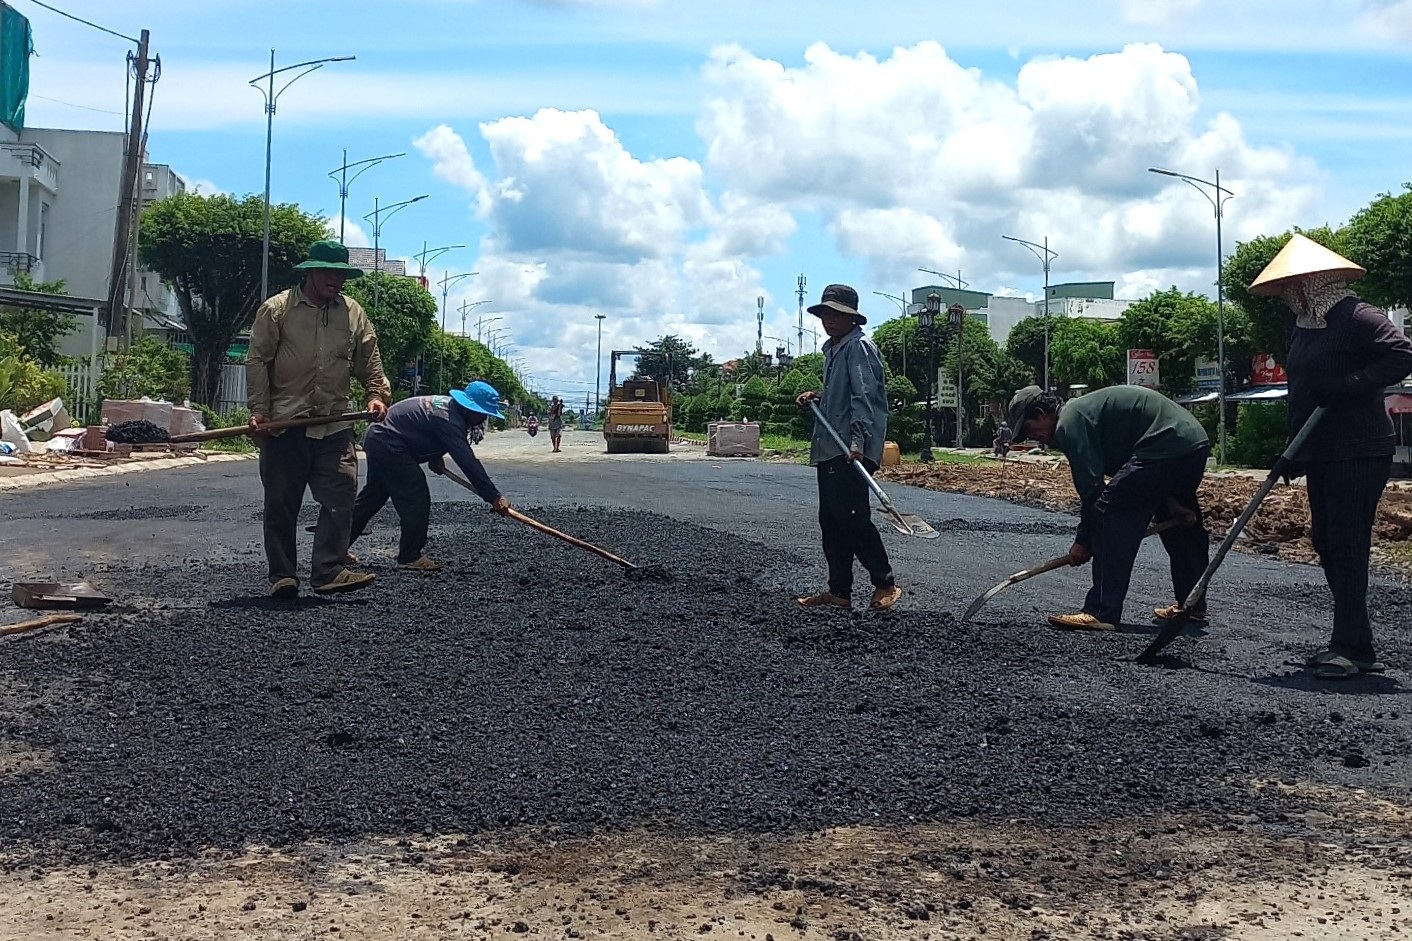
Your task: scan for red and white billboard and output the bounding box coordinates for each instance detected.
[1251,353,1288,385]
[1126,349,1160,388]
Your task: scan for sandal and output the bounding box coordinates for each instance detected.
[1304,649,1386,674]
[1311,655,1360,680]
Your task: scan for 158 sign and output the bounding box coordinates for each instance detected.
[1126,349,1160,389]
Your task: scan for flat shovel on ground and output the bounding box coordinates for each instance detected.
[807,400,938,539]
[962,516,1188,623]
[437,467,642,572]
[1136,405,1328,664]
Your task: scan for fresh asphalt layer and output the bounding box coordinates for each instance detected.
[0,429,1409,864]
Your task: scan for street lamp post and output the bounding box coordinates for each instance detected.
[1001,235,1058,390]
[1149,166,1235,465]
[458,301,492,338]
[595,313,607,414]
[328,150,403,244]
[434,271,477,385]
[917,267,969,291]
[918,292,941,463]
[873,291,911,380]
[250,51,356,302]
[363,194,428,307]
[474,312,501,343]
[948,303,967,449]
[416,242,465,280]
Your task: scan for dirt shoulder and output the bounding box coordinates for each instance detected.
[4,786,1410,941]
[879,458,1412,574]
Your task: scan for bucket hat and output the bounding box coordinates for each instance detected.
[1007,384,1046,438]
[807,284,867,325]
[293,239,364,277]
[450,380,506,419]
[1249,234,1364,297]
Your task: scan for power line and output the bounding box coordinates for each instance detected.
[22,0,139,43]
[31,93,124,115]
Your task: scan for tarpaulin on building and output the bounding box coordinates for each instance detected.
[0,2,33,132]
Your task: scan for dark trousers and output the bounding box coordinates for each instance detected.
[350,441,432,564]
[1307,456,1390,663]
[817,456,895,598]
[1083,447,1210,625]
[258,429,358,587]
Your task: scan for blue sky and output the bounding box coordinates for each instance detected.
[21,0,1412,400]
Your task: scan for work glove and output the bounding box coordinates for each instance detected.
[429,456,447,475]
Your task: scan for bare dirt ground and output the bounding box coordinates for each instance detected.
[4,786,1411,940]
[879,458,1412,572]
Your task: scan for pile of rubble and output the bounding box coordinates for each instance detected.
[880,457,1412,570]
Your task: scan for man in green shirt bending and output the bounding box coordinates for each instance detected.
[1008,384,1211,631]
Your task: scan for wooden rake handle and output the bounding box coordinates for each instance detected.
[169,412,375,444]
[439,468,638,570]
[0,613,83,637]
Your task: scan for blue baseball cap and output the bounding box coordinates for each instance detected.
[449,380,506,419]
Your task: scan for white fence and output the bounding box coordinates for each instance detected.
[54,361,249,424]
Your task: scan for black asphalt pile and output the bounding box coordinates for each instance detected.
[104,420,169,444]
[1,504,1410,865]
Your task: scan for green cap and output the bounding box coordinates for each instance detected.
[1007,384,1046,438]
[293,239,363,277]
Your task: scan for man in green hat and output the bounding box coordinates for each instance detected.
[246,239,392,599]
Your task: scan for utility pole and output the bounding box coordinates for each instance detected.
[105,29,152,351]
[795,273,807,355]
[595,313,606,413]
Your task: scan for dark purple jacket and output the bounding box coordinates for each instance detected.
[1285,297,1412,462]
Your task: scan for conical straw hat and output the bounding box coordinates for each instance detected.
[1248,233,1365,296]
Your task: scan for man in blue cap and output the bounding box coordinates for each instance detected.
[348,380,512,571]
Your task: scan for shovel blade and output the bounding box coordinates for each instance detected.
[1135,613,1190,663]
[877,507,939,539]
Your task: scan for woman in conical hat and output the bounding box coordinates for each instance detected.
[1250,234,1412,679]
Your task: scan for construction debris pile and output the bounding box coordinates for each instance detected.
[103,420,170,444]
[0,398,208,479]
[880,458,1412,568]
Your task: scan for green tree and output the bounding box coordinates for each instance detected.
[98,335,191,403]
[738,374,770,420]
[872,316,927,397]
[0,275,74,369]
[1004,315,1050,384]
[1222,225,1343,361]
[344,273,438,385]
[1343,184,1412,311]
[139,193,328,406]
[792,352,824,381]
[629,334,714,387]
[0,333,67,413]
[1048,318,1125,390]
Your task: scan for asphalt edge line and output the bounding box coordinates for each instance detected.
[0,453,258,492]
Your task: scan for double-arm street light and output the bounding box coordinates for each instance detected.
[873,291,913,378]
[1002,235,1058,390]
[457,299,493,338]
[328,150,403,244]
[416,242,465,279]
[474,313,501,343]
[1150,166,1236,465]
[917,267,969,291]
[917,293,942,463]
[363,194,428,305]
[250,51,356,301]
[433,271,478,385]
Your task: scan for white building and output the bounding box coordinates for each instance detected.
[0,124,187,358]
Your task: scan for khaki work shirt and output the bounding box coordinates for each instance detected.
[245,285,392,439]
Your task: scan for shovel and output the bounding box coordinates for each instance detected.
[962,516,1188,623]
[438,467,640,571]
[1136,405,1327,664]
[807,400,938,539]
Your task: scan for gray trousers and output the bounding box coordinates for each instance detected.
[1307,456,1391,663]
[257,429,358,587]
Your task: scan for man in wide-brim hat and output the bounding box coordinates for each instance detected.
[1249,233,1412,679]
[793,283,902,612]
[246,239,392,599]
